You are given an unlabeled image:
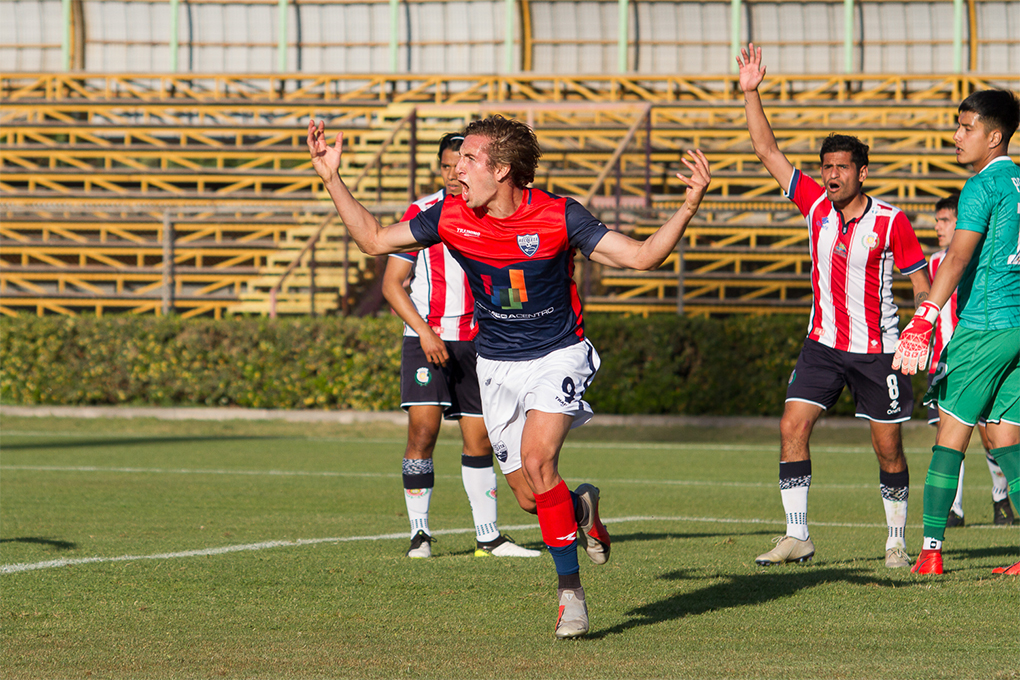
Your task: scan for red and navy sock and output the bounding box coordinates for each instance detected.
[535,481,581,587]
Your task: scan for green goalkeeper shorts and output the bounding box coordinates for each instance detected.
[926,325,1020,426]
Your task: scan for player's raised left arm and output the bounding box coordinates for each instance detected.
[307,120,421,255]
[589,149,711,270]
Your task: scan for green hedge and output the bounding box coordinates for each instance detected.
[0,314,928,417]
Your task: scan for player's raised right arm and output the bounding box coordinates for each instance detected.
[307,120,420,255]
[737,43,795,191]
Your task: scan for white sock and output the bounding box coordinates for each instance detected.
[880,471,909,551]
[781,486,810,541]
[923,537,943,552]
[950,465,965,516]
[883,497,908,551]
[404,488,432,538]
[987,452,1009,502]
[462,453,499,543]
[402,457,434,538]
[780,461,811,540]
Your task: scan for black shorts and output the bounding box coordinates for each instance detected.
[399,337,483,419]
[785,338,913,423]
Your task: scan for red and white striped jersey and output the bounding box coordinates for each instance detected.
[390,189,477,342]
[928,249,959,374]
[786,170,927,354]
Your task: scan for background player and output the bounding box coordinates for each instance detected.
[737,43,931,569]
[894,89,1020,576]
[382,132,540,559]
[925,194,1015,528]
[308,114,711,638]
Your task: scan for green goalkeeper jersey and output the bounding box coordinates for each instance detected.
[955,155,1020,330]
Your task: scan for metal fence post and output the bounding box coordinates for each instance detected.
[162,212,175,316]
[309,239,316,317]
[676,236,685,316]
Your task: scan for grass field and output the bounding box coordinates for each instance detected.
[1,413,1017,680]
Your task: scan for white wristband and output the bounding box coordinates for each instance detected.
[916,300,940,324]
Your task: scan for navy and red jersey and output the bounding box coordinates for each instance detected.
[408,188,609,361]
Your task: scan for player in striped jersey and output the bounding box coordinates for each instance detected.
[925,195,1014,528]
[382,133,539,559]
[894,89,1020,576]
[738,44,931,569]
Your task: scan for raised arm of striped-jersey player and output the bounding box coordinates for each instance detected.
[590,149,712,270]
[307,120,421,256]
[737,43,796,192]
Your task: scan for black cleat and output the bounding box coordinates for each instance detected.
[946,510,964,528]
[993,499,1016,526]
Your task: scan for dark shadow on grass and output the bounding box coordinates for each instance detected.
[0,537,77,550]
[1,435,289,451]
[945,545,1019,561]
[587,567,904,640]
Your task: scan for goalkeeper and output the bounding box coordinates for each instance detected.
[893,89,1020,576]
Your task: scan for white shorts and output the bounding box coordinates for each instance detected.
[476,339,601,475]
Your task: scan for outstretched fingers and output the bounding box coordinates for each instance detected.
[675,149,711,205]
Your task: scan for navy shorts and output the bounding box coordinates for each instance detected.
[786,338,913,423]
[400,337,483,419]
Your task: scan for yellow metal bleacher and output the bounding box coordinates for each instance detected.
[3,71,1015,317]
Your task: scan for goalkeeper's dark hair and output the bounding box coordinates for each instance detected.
[959,89,1020,144]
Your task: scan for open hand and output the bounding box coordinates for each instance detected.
[307,120,343,183]
[736,42,767,94]
[675,149,712,212]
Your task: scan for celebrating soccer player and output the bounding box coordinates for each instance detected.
[893,89,1020,576]
[309,114,711,638]
[737,43,931,569]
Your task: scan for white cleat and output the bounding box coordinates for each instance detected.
[407,530,432,558]
[554,588,589,639]
[474,534,541,557]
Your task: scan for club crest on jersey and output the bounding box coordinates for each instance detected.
[415,367,431,386]
[493,441,508,463]
[517,233,540,257]
[862,232,879,250]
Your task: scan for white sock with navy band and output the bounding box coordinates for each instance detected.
[880,469,909,551]
[462,453,499,543]
[403,457,434,538]
[780,460,811,541]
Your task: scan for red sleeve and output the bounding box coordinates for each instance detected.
[785,169,825,218]
[400,204,422,222]
[890,211,927,275]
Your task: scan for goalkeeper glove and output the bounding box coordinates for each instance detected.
[892,300,940,375]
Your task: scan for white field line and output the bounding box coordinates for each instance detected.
[4,515,1012,576]
[0,515,924,576]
